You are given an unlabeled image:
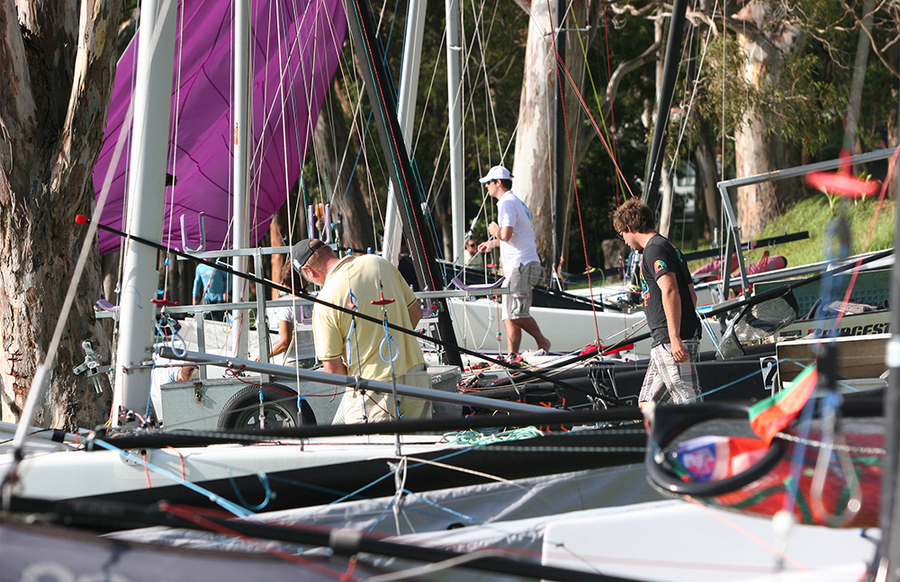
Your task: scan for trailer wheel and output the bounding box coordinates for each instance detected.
[217,383,317,430]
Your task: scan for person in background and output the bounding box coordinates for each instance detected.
[291,239,432,424]
[477,165,551,364]
[397,253,420,291]
[612,198,702,414]
[192,262,231,320]
[259,261,316,368]
[463,236,479,264]
[166,363,198,383]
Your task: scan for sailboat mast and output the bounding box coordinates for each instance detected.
[111,0,177,425]
[381,0,426,265]
[231,0,251,359]
[641,0,687,210]
[872,118,900,582]
[446,0,465,258]
[551,0,564,289]
[343,0,463,367]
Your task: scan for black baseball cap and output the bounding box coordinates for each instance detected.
[290,239,326,272]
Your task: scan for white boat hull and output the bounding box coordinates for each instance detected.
[447,296,719,356]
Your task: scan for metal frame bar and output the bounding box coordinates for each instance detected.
[715,147,898,298]
[159,347,565,416]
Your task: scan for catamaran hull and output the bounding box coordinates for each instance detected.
[448,297,648,354]
[0,429,645,514]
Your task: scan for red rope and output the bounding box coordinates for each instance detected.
[550,31,636,200]
[542,0,603,344]
[553,34,601,344]
[601,4,623,207]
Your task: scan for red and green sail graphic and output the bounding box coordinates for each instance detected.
[749,364,818,447]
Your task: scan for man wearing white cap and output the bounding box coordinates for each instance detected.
[477,165,551,363]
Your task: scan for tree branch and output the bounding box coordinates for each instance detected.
[603,39,662,118]
[51,0,122,206]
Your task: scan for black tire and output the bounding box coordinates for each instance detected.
[217,383,317,430]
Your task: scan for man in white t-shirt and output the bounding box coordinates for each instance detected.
[476,165,551,363]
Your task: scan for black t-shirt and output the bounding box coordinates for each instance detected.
[640,234,701,346]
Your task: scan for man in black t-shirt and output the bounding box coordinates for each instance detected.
[612,199,702,412]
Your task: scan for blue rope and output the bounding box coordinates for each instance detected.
[344,289,363,372]
[227,469,273,512]
[90,439,254,518]
[379,316,400,364]
[378,307,402,420]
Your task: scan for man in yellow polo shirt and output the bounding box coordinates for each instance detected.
[291,238,430,423]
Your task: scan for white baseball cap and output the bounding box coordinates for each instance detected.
[479,165,513,183]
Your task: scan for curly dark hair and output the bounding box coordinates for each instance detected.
[612,198,655,234]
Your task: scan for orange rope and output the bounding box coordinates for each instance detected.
[601,5,623,207]
[142,450,152,489]
[683,495,808,570]
[542,0,603,344]
[165,446,187,481]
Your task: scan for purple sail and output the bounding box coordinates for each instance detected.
[93,0,346,254]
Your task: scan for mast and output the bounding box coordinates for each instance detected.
[641,0,687,209]
[551,0,565,289]
[343,0,463,367]
[871,89,900,582]
[842,0,875,155]
[110,0,177,425]
[446,0,465,260]
[231,0,251,358]
[381,0,426,265]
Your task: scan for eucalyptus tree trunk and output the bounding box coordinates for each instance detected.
[694,116,720,241]
[0,0,121,429]
[513,0,557,278]
[557,0,600,277]
[690,0,720,243]
[733,1,804,239]
[652,12,674,238]
[557,1,653,275]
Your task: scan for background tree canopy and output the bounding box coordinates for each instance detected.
[302,0,899,278]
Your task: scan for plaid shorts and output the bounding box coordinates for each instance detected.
[639,339,701,405]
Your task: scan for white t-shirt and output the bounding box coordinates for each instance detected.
[497,190,540,272]
[275,303,316,362]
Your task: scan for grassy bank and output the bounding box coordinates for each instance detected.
[685,195,894,274]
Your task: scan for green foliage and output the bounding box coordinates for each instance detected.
[763,52,845,152]
[565,9,657,274]
[680,33,845,156]
[757,195,895,268]
[310,0,900,274]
